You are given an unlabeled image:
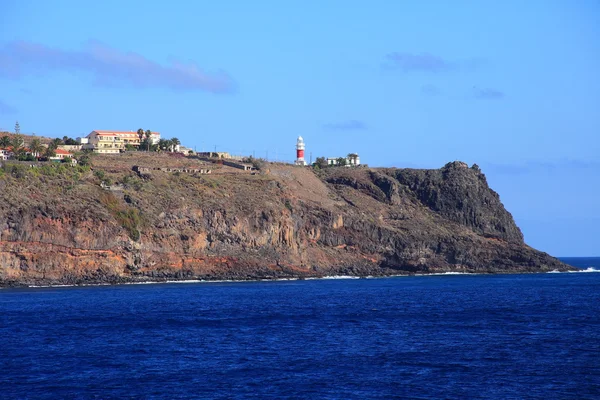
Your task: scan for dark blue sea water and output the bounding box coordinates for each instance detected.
[1,259,599,399]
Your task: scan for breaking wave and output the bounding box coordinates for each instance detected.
[415,272,476,276]
[569,267,600,273]
[549,267,600,274]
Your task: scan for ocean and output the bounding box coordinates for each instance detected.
[1,258,599,399]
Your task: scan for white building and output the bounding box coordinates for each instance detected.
[58,144,83,152]
[149,132,161,145]
[178,146,194,154]
[327,154,361,167]
[49,148,74,161]
[0,148,12,160]
[82,130,161,153]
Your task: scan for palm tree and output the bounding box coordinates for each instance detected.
[145,130,152,151]
[52,138,63,147]
[44,146,56,159]
[347,153,358,166]
[137,128,144,150]
[29,138,44,157]
[157,139,169,152]
[170,137,180,152]
[0,135,10,148]
[166,139,175,152]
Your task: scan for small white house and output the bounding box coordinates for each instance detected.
[178,145,193,154]
[327,154,361,167]
[0,148,12,160]
[49,148,73,161]
[150,132,161,145]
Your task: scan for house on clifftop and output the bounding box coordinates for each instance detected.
[327,153,361,167]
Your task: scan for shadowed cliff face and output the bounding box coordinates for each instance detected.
[0,156,573,286]
[389,162,524,243]
[324,162,524,243]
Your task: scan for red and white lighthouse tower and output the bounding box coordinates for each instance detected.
[295,136,306,166]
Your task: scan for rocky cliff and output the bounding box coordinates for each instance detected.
[0,155,573,286]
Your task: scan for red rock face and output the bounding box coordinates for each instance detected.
[0,160,573,286]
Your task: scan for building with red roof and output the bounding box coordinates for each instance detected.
[49,148,73,161]
[81,130,161,154]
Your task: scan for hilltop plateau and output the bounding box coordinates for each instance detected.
[0,153,573,286]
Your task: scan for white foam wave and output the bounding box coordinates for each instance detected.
[18,268,599,289]
[415,272,476,276]
[29,284,75,288]
[28,283,112,288]
[435,272,474,275]
[549,267,600,274]
[19,275,368,289]
[305,275,361,280]
[568,267,600,273]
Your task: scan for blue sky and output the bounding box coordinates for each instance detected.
[0,0,598,256]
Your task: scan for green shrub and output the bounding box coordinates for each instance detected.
[77,154,90,166]
[94,170,106,180]
[115,209,142,241]
[99,192,144,241]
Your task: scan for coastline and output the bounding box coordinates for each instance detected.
[2,267,598,290]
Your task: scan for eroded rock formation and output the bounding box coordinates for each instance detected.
[0,159,573,286]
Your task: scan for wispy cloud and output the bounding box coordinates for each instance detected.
[473,87,505,100]
[385,52,452,72]
[0,99,17,115]
[323,120,367,131]
[0,40,236,93]
[383,52,487,74]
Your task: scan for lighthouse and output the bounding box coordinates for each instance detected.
[295,136,306,166]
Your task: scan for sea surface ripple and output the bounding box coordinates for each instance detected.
[1,258,599,399]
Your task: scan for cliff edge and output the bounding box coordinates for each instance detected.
[0,155,573,286]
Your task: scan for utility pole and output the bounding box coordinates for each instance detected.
[266,150,269,161]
